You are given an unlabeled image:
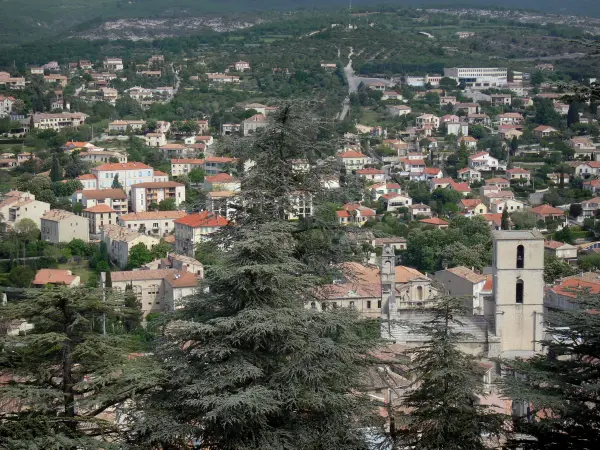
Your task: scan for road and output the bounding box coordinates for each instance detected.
[339,47,356,121]
[171,62,181,94]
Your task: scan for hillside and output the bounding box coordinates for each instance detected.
[2,0,600,46]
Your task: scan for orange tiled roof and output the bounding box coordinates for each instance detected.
[83,204,116,213]
[33,269,77,286]
[174,211,228,228]
[420,217,449,225]
[93,162,152,171]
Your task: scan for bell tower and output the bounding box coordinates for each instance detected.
[380,244,397,339]
[492,230,545,355]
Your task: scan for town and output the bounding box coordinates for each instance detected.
[1,4,600,449]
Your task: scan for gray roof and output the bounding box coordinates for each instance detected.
[493,230,543,241]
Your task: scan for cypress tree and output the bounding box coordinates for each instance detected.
[567,103,579,128]
[50,154,61,182]
[397,296,507,449]
[132,105,384,449]
[501,208,510,230]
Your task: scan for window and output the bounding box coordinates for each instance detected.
[517,245,524,269]
[367,300,372,309]
[377,300,382,308]
[417,286,424,301]
[310,302,316,310]
[516,280,524,304]
[321,303,327,311]
[349,301,355,309]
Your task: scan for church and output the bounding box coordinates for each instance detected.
[381,230,545,359]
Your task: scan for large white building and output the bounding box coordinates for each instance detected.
[32,113,87,131]
[443,67,508,88]
[91,162,154,193]
[129,181,186,212]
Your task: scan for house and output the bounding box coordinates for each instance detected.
[159,144,189,158]
[581,197,600,218]
[79,151,127,165]
[533,125,558,140]
[387,105,411,117]
[144,133,167,147]
[103,57,124,71]
[448,181,471,196]
[32,113,87,131]
[499,128,523,140]
[485,178,511,189]
[72,189,128,215]
[408,203,432,219]
[466,113,491,125]
[234,61,251,71]
[453,103,479,115]
[203,173,241,192]
[416,114,440,129]
[207,73,240,83]
[497,113,524,125]
[0,191,50,229]
[222,123,241,135]
[0,95,15,118]
[546,275,600,311]
[204,156,236,175]
[575,161,600,177]
[117,211,188,237]
[441,114,460,124]
[33,269,80,288]
[583,179,600,194]
[480,213,503,230]
[381,193,413,212]
[29,67,44,75]
[108,119,146,133]
[569,137,597,158]
[483,190,516,206]
[547,172,570,185]
[429,177,453,191]
[434,266,489,313]
[468,152,499,171]
[447,122,469,136]
[458,135,477,149]
[440,96,456,105]
[206,191,239,219]
[370,182,402,200]
[44,74,68,87]
[382,91,403,101]
[423,167,443,180]
[0,73,25,89]
[320,63,337,70]
[504,167,531,182]
[171,158,205,177]
[366,81,386,91]
[130,181,186,212]
[419,217,449,229]
[544,240,577,261]
[459,199,488,216]
[174,212,229,256]
[356,168,385,182]
[488,198,525,214]
[100,224,161,269]
[336,204,377,227]
[143,253,204,278]
[91,162,154,193]
[336,150,370,171]
[490,94,511,106]
[530,204,566,222]
[554,102,570,115]
[399,158,426,174]
[41,210,89,243]
[242,114,269,136]
[457,167,481,181]
[111,269,200,315]
[82,204,118,234]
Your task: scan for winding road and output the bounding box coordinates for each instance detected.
[339,47,356,121]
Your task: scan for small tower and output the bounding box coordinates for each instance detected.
[380,244,397,338]
[492,230,545,356]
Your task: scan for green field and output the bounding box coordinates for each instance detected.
[58,260,95,284]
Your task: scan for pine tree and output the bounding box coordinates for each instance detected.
[397,296,507,449]
[501,208,510,230]
[132,105,383,448]
[50,153,61,182]
[499,293,600,450]
[0,287,158,449]
[567,103,579,128]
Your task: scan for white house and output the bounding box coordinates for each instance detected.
[130,181,186,212]
[468,152,499,171]
[91,162,155,193]
[336,150,371,171]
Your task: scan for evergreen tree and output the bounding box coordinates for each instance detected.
[500,293,600,449]
[50,153,61,182]
[0,287,158,449]
[567,103,579,128]
[501,208,510,230]
[132,105,383,448]
[510,136,519,156]
[112,174,123,190]
[396,297,507,449]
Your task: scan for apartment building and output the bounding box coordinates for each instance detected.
[203,173,241,192]
[0,95,15,118]
[443,67,508,88]
[76,174,98,190]
[82,204,118,234]
[103,57,124,71]
[171,158,205,177]
[336,150,371,171]
[79,151,127,165]
[91,162,154,193]
[174,212,228,256]
[117,210,188,236]
[130,181,186,212]
[40,209,89,243]
[100,224,160,269]
[108,120,146,133]
[0,191,50,229]
[32,112,87,131]
[204,156,236,175]
[72,188,128,214]
[242,114,270,136]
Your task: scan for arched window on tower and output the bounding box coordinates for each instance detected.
[417,285,424,301]
[516,279,524,304]
[517,245,524,269]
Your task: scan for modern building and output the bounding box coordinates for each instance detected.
[117,211,188,237]
[32,113,87,131]
[72,189,129,214]
[443,67,508,88]
[40,209,89,243]
[129,181,186,212]
[91,162,154,193]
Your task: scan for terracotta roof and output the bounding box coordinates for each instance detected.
[41,210,78,221]
[205,156,236,164]
[338,150,367,158]
[432,177,453,185]
[356,168,384,175]
[160,144,186,150]
[450,181,470,192]
[336,210,351,218]
[207,191,236,198]
[77,174,96,180]
[111,269,197,288]
[174,211,228,228]
[470,151,489,159]
[534,125,557,132]
[506,167,530,174]
[93,162,152,171]
[459,136,477,142]
[131,181,184,188]
[205,173,235,183]
[483,274,493,291]
[544,240,568,250]
[552,278,600,299]
[486,178,510,184]
[33,269,77,286]
[423,167,441,175]
[165,270,200,288]
[420,217,449,225]
[481,213,502,226]
[154,170,168,176]
[460,199,483,208]
[445,266,487,283]
[578,161,600,168]
[395,266,425,283]
[83,204,116,213]
[409,203,431,210]
[171,158,205,164]
[79,189,127,200]
[531,204,565,216]
[584,179,600,187]
[119,211,187,221]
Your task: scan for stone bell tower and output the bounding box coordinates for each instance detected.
[380,244,397,339]
[492,230,545,356]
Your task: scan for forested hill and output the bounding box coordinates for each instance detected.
[2,0,600,46]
